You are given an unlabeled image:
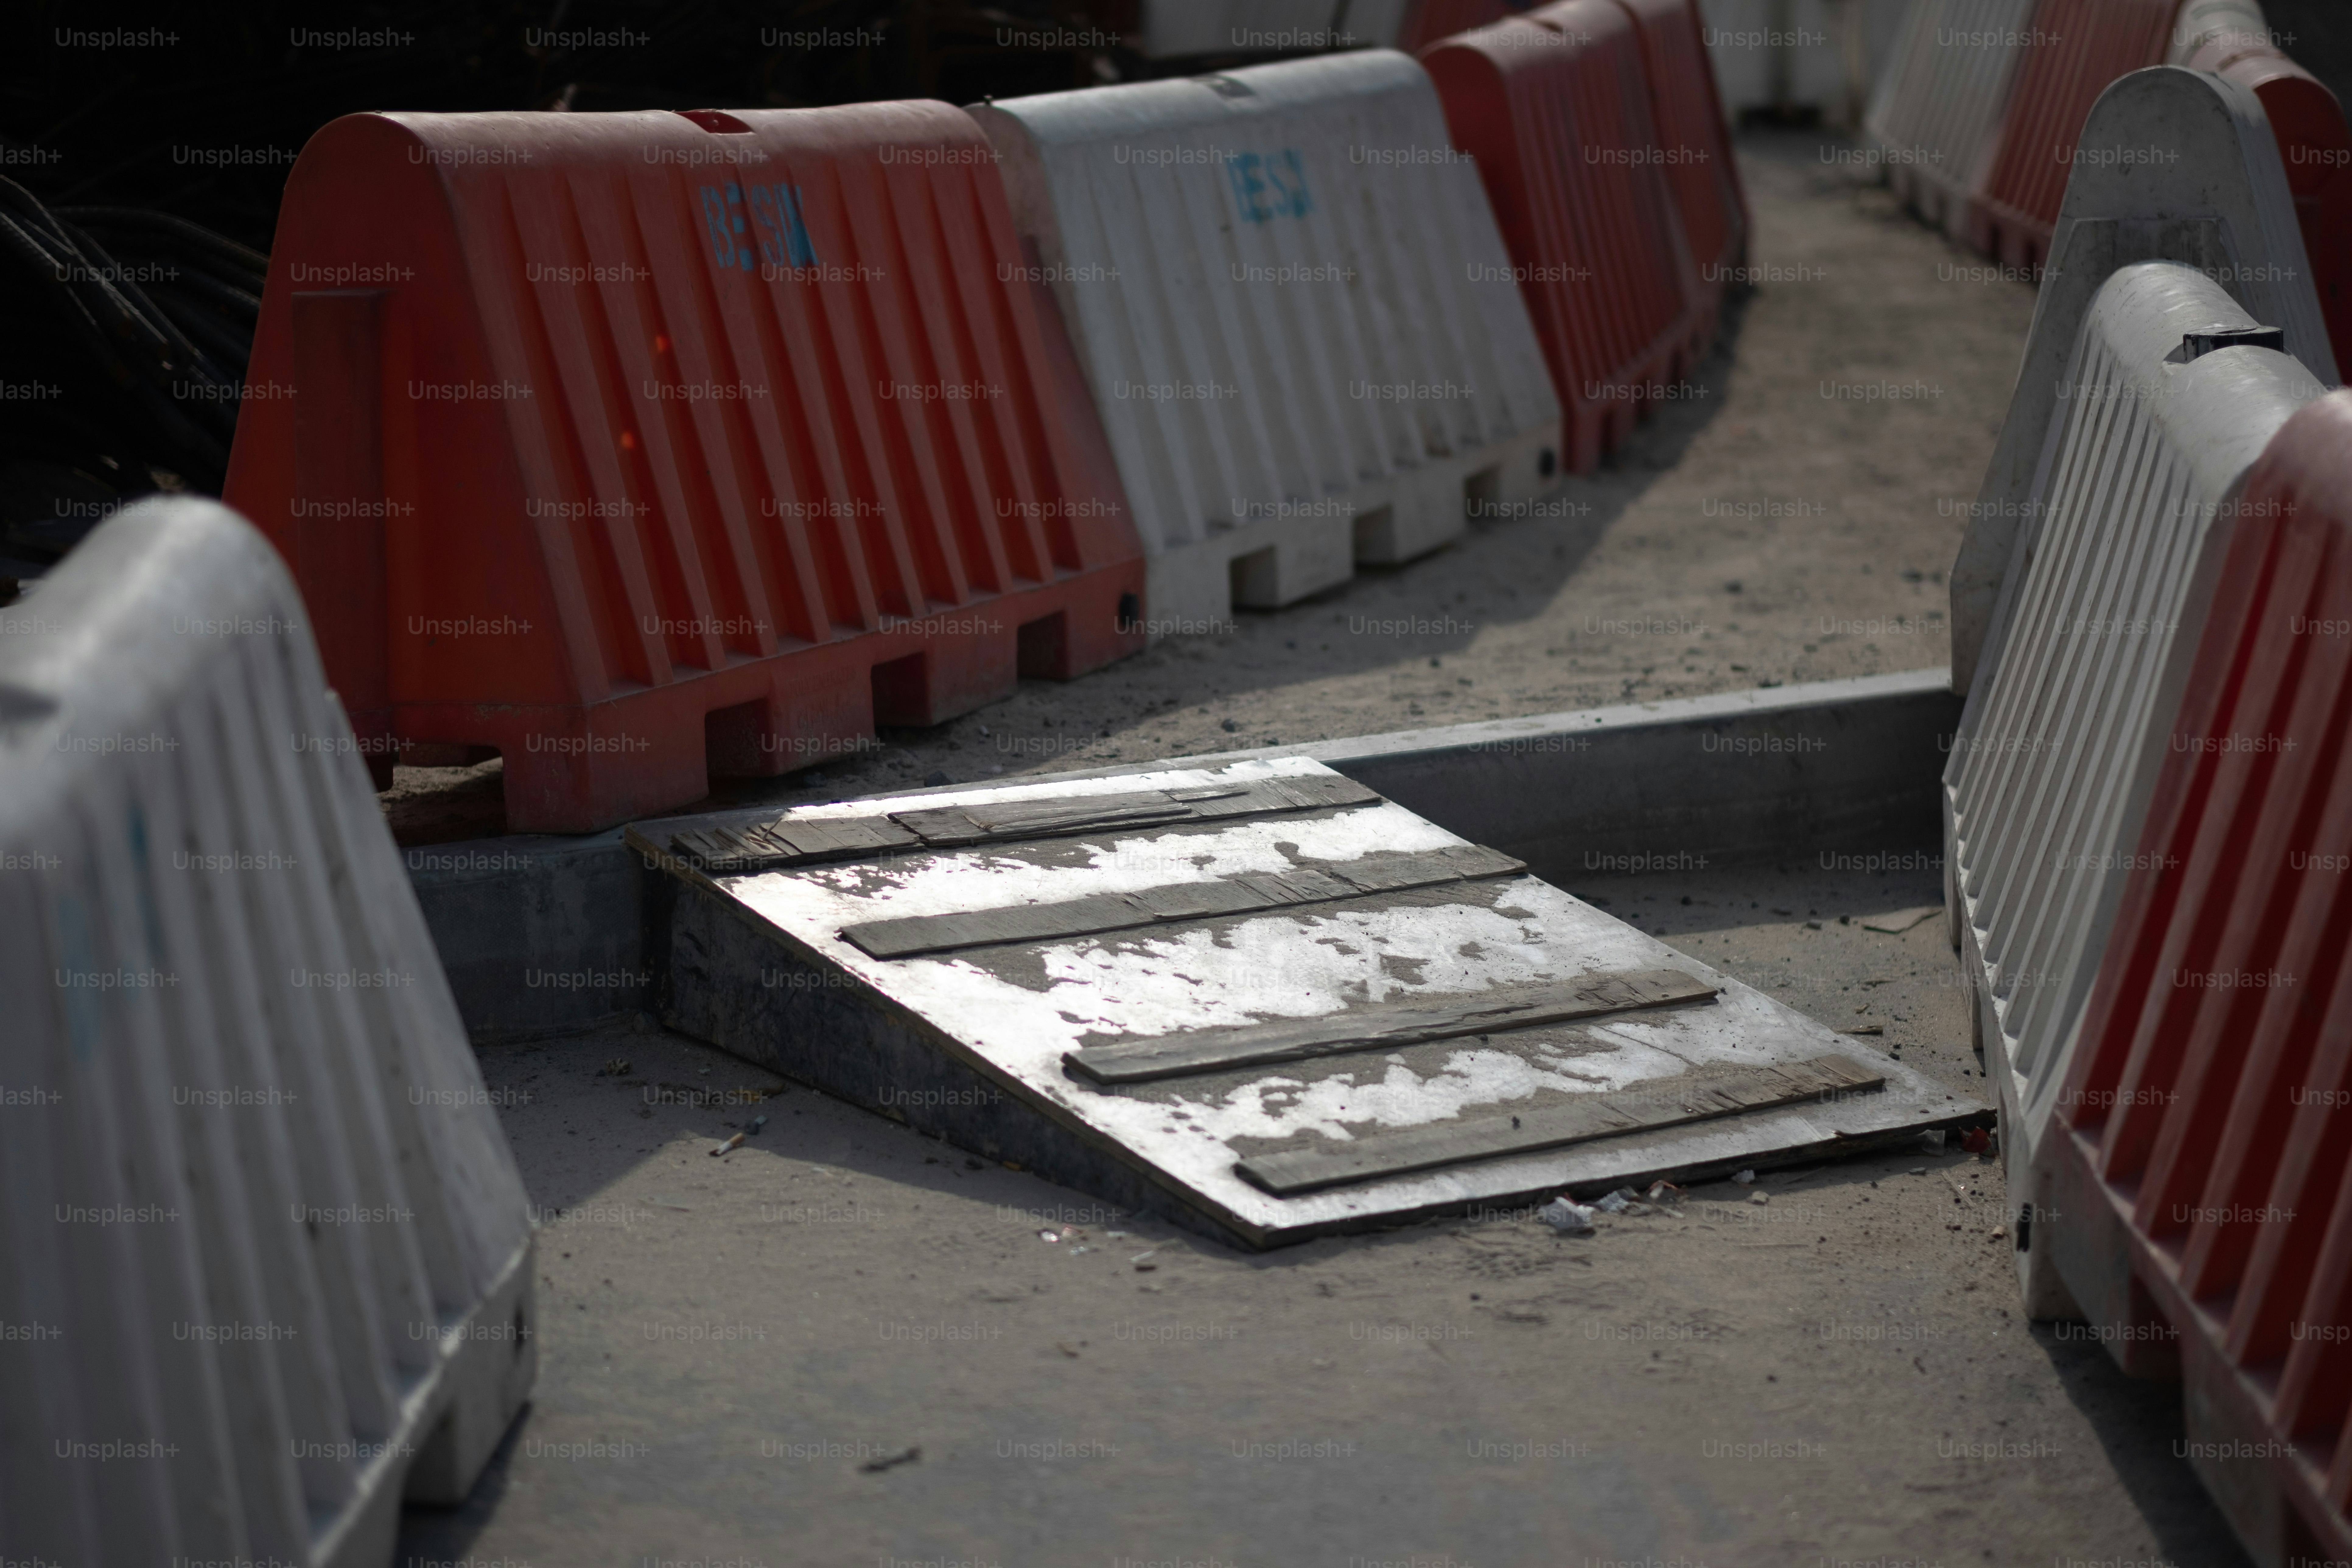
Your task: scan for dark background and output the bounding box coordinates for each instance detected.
[0,1,1201,254]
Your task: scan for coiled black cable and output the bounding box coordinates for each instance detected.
[0,180,259,577]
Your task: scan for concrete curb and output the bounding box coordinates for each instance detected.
[408,667,1960,1041]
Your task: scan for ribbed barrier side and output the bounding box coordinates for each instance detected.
[1951,65,2335,693]
[0,498,535,1568]
[225,103,1145,834]
[1943,263,2326,1315]
[1425,7,1709,475]
[1610,0,1752,306]
[2168,0,2352,371]
[2042,389,2352,1567]
[1965,0,2177,267]
[969,52,1562,634]
[1861,0,2037,238]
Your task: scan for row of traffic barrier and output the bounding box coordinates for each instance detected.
[1943,64,2351,1567]
[0,498,537,1568]
[1866,0,2352,366]
[221,0,1746,832]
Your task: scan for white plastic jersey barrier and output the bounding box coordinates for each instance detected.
[1943,263,2326,1314]
[971,50,1562,635]
[1951,65,2338,691]
[1862,0,2034,236]
[0,499,535,1568]
[2165,0,2277,63]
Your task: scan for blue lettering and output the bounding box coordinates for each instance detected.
[1229,152,1269,222]
[1279,149,1311,216]
[698,185,734,268]
[1225,149,1309,223]
[746,183,819,269]
[725,183,751,271]
[781,185,817,267]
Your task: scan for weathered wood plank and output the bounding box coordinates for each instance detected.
[666,775,1383,872]
[840,844,1525,960]
[893,793,1198,845]
[1065,968,1720,1084]
[1235,1054,1887,1195]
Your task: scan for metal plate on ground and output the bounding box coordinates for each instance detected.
[632,758,1982,1247]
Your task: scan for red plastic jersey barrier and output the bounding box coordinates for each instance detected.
[2184,36,2352,373]
[1606,0,1750,309]
[2045,389,2352,1566]
[226,104,1144,833]
[1967,0,2176,268]
[1424,4,1710,475]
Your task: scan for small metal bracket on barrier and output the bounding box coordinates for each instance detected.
[2175,323,2287,360]
[1950,65,2338,695]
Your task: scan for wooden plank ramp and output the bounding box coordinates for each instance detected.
[630,758,1986,1248]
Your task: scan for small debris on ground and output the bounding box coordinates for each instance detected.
[1841,1024,1884,1036]
[710,1132,745,1157]
[1538,1197,1596,1235]
[1732,1169,1756,1185]
[858,1447,921,1474]
[596,1058,631,1076]
[1750,1192,1771,1206]
[1862,907,1941,935]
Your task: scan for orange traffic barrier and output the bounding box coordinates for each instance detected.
[1424,4,1711,474]
[1966,0,2176,268]
[226,104,1144,834]
[2174,24,2352,371]
[2043,389,2352,1566]
[1608,0,1750,314]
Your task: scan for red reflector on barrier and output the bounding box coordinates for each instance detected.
[1967,0,2175,268]
[226,104,1145,834]
[1424,4,1710,475]
[2048,389,2352,1561]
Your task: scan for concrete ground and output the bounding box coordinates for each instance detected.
[384,129,2037,847]
[393,135,2251,1563]
[399,864,2247,1568]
